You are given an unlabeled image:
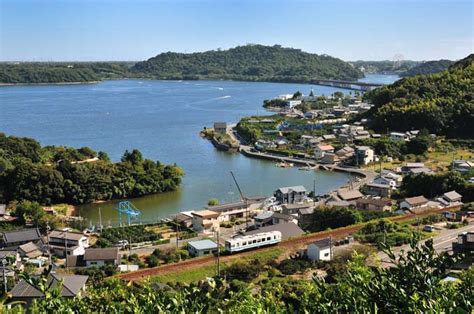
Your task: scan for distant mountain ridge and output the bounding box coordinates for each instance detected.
[400,59,454,77]
[364,54,473,138]
[131,44,364,82]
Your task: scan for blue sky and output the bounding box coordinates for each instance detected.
[1,0,472,61]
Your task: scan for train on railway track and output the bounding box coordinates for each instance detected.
[225,231,282,253]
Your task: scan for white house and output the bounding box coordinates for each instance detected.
[314,144,335,159]
[307,238,332,261]
[356,146,375,165]
[285,100,302,108]
[49,230,89,257]
[373,176,397,189]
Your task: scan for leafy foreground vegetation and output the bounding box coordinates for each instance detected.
[0,62,132,84]
[4,237,472,313]
[365,54,473,138]
[132,44,364,82]
[0,133,183,205]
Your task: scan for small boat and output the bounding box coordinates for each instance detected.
[276,162,294,168]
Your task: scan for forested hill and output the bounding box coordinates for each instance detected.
[0,62,132,84]
[400,59,454,77]
[0,133,184,205]
[365,54,473,138]
[131,45,364,82]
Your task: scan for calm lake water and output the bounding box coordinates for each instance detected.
[0,75,398,225]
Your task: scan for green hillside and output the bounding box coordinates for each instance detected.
[400,59,454,77]
[131,44,364,82]
[365,54,473,138]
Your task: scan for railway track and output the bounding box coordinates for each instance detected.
[118,207,449,281]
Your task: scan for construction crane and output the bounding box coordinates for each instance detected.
[117,201,141,226]
[230,171,250,229]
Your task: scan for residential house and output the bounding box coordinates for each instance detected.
[365,182,392,198]
[380,170,402,184]
[335,146,355,160]
[10,273,88,306]
[452,232,474,254]
[337,190,364,202]
[245,222,304,240]
[285,100,301,108]
[372,176,398,190]
[271,212,298,225]
[274,186,307,204]
[187,239,218,257]
[307,238,332,261]
[390,132,409,142]
[437,191,463,207]
[451,160,474,173]
[67,247,121,268]
[18,242,43,259]
[356,146,375,165]
[175,212,193,229]
[207,201,251,222]
[356,198,392,212]
[399,196,429,211]
[401,163,426,173]
[254,211,274,227]
[192,210,220,233]
[314,144,335,159]
[48,230,89,257]
[443,211,468,222]
[1,229,42,249]
[213,122,227,134]
[409,167,433,175]
[282,203,313,215]
[322,134,336,141]
[321,153,339,164]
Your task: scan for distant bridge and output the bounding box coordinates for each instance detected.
[311,79,384,91]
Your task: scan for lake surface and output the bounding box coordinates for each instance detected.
[0,74,398,226]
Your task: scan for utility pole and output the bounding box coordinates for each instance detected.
[230,171,249,229]
[216,230,221,277]
[46,221,52,267]
[98,207,103,233]
[2,259,7,293]
[64,229,68,269]
[329,237,333,261]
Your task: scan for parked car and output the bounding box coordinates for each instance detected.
[114,240,129,248]
[423,225,435,232]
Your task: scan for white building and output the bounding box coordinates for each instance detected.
[49,230,89,257]
[399,196,429,211]
[187,239,218,257]
[390,132,409,141]
[356,146,375,165]
[307,238,331,261]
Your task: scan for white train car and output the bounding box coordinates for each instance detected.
[225,231,282,253]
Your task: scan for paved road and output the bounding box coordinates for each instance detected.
[379,222,473,267]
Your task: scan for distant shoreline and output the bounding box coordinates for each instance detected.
[0,80,101,87]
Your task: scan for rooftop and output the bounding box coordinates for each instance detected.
[10,273,88,298]
[276,186,307,194]
[84,247,120,261]
[311,238,331,249]
[403,196,429,206]
[2,229,42,245]
[192,210,220,219]
[338,190,363,201]
[443,190,462,201]
[187,239,218,251]
[49,230,87,241]
[245,222,304,240]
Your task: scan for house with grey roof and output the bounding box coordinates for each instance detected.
[1,229,42,249]
[274,186,307,204]
[187,239,218,257]
[67,247,121,268]
[399,196,429,212]
[10,273,88,306]
[18,242,43,259]
[48,230,89,257]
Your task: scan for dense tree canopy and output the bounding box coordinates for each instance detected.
[0,62,132,84]
[132,44,364,82]
[0,133,183,205]
[364,54,474,138]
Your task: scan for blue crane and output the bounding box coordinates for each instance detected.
[116,201,141,226]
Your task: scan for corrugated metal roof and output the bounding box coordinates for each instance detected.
[187,239,218,251]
